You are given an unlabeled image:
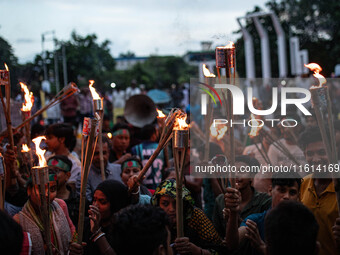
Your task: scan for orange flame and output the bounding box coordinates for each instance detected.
[4,63,9,71]
[32,136,47,167]
[20,82,34,111]
[226,41,235,49]
[174,115,189,130]
[304,63,326,88]
[89,80,101,100]
[248,114,263,138]
[157,109,166,118]
[203,64,216,78]
[210,123,228,141]
[21,144,30,152]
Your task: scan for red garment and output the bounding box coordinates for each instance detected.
[20,232,32,255]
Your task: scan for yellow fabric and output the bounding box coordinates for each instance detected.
[300,174,339,255]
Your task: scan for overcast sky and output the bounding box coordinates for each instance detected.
[1,0,268,64]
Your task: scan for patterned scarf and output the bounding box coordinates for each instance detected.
[18,199,72,255]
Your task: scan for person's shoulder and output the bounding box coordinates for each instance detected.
[300,174,314,191]
[108,162,121,170]
[68,153,81,165]
[253,190,271,201]
[191,207,210,222]
[55,198,67,208]
[243,210,268,224]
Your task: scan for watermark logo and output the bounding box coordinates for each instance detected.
[200,84,312,116]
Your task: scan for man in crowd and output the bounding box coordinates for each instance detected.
[224,172,301,254]
[265,200,319,255]
[76,135,122,201]
[268,115,306,167]
[111,204,172,255]
[131,124,165,190]
[212,155,271,238]
[299,126,340,255]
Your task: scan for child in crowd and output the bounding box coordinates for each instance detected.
[45,123,81,191]
[13,170,75,254]
[47,155,80,227]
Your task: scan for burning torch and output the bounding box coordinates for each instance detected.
[305,63,340,213]
[32,136,53,255]
[157,109,169,168]
[89,80,105,181]
[215,42,237,187]
[20,82,34,167]
[172,114,189,238]
[78,114,100,244]
[202,64,216,162]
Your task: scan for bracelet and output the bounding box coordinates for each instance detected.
[93,232,105,242]
[131,186,140,195]
[90,227,102,240]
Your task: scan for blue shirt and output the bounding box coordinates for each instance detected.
[76,163,122,201]
[131,141,165,190]
[240,210,269,241]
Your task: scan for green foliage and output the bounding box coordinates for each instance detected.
[0,36,20,94]
[235,0,340,77]
[64,31,116,90]
[112,56,197,90]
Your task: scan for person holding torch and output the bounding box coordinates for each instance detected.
[13,170,76,255]
[151,179,225,255]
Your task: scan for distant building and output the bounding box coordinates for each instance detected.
[183,41,215,66]
[115,56,148,71]
[183,51,215,66]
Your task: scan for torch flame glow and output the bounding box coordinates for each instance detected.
[174,115,189,130]
[226,41,235,49]
[20,82,34,112]
[210,123,228,141]
[248,114,263,138]
[4,63,9,71]
[21,144,30,152]
[304,63,326,88]
[89,80,101,100]
[32,136,47,167]
[203,64,216,78]
[157,109,166,118]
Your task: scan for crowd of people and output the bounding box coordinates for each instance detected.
[1,83,340,255]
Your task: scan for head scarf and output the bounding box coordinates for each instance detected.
[121,159,142,171]
[113,129,130,137]
[47,155,72,172]
[151,179,194,219]
[95,180,131,214]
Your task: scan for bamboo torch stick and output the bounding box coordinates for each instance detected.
[32,136,53,255]
[3,64,15,150]
[157,109,169,168]
[172,114,189,238]
[0,82,79,138]
[20,82,34,168]
[305,63,340,213]
[215,46,226,84]
[0,64,15,159]
[130,109,184,193]
[0,64,18,186]
[202,64,216,162]
[77,116,99,244]
[89,80,105,181]
[0,154,5,210]
[226,42,236,188]
[248,114,272,165]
